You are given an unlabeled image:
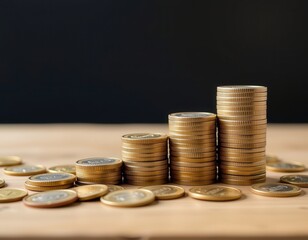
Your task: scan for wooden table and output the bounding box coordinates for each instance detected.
[0,124,308,240]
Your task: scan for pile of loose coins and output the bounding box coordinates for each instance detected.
[168,112,217,185]
[122,133,169,186]
[217,86,267,185]
[76,157,122,185]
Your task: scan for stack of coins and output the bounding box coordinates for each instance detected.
[168,112,217,185]
[24,173,76,191]
[122,133,168,186]
[75,157,122,185]
[217,85,267,185]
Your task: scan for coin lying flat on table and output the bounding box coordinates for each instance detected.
[73,184,108,201]
[3,165,46,176]
[23,189,78,208]
[0,156,22,167]
[251,183,302,197]
[0,188,28,203]
[188,186,242,201]
[140,185,185,200]
[24,180,73,192]
[0,178,5,188]
[280,175,308,188]
[100,189,155,207]
[48,165,76,174]
[266,162,305,172]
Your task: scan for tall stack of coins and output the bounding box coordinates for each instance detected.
[168,112,217,185]
[217,86,267,185]
[75,157,122,185]
[122,133,168,186]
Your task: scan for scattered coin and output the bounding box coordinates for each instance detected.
[73,184,108,201]
[0,178,5,188]
[24,180,73,192]
[23,189,78,208]
[0,156,22,167]
[251,183,302,197]
[48,165,76,174]
[3,165,46,176]
[266,162,305,172]
[188,186,242,201]
[266,155,281,163]
[0,188,28,203]
[140,185,185,200]
[280,175,308,187]
[100,189,155,207]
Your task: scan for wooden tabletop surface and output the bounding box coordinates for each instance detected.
[0,124,308,240]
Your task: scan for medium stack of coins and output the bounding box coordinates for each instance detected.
[217,86,267,185]
[75,157,122,185]
[168,112,217,185]
[122,133,168,186]
[24,173,76,191]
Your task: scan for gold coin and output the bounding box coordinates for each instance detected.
[77,176,121,182]
[107,185,125,192]
[188,185,242,201]
[220,178,265,186]
[100,189,155,207]
[0,178,5,188]
[266,162,305,172]
[172,179,215,186]
[251,183,301,197]
[124,175,167,181]
[168,112,216,122]
[170,156,216,163]
[171,161,216,168]
[76,157,122,169]
[48,165,76,174]
[217,91,267,96]
[123,160,167,167]
[219,164,265,172]
[125,169,168,176]
[219,160,266,167]
[126,179,168,186]
[122,156,166,161]
[0,188,28,203]
[219,168,265,176]
[28,173,76,186]
[220,173,266,180]
[217,85,267,93]
[219,155,265,162]
[124,165,168,172]
[121,146,167,154]
[219,147,265,154]
[76,179,122,185]
[23,189,78,208]
[170,151,216,158]
[122,133,168,144]
[73,184,108,201]
[122,142,167,149]
[280,175,308,187]
[0,156,22,167]
[24,181,73,192]
[3,165,46,176]
[170,165,216,172]
[140,185,185,200]
[122,151,167,158]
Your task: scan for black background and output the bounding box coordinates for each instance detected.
[1,0,308,123]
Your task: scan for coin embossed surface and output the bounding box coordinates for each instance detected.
[188,186,242,201]
[100,189,155,207]
[28,173,76,186]
[3,165,46,176]
[251,183,302,197]
[0,178,5,188]
[0,188,28,203]
[23,189,78,208]
[140,185,185,200]
[280,175,308,187]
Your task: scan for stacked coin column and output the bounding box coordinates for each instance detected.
[122,133,169,186]
[168,112,217,185]
[216,86,267,185]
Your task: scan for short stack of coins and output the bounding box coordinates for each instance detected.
[25,172,76,191]
[122,133,168,186]
[75,157,122,185]
[168,112,217,185]
[217,85,267,185]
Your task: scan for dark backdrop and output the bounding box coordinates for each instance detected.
[1,0,308,123]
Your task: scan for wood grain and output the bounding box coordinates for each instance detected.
[0,124,307,240]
